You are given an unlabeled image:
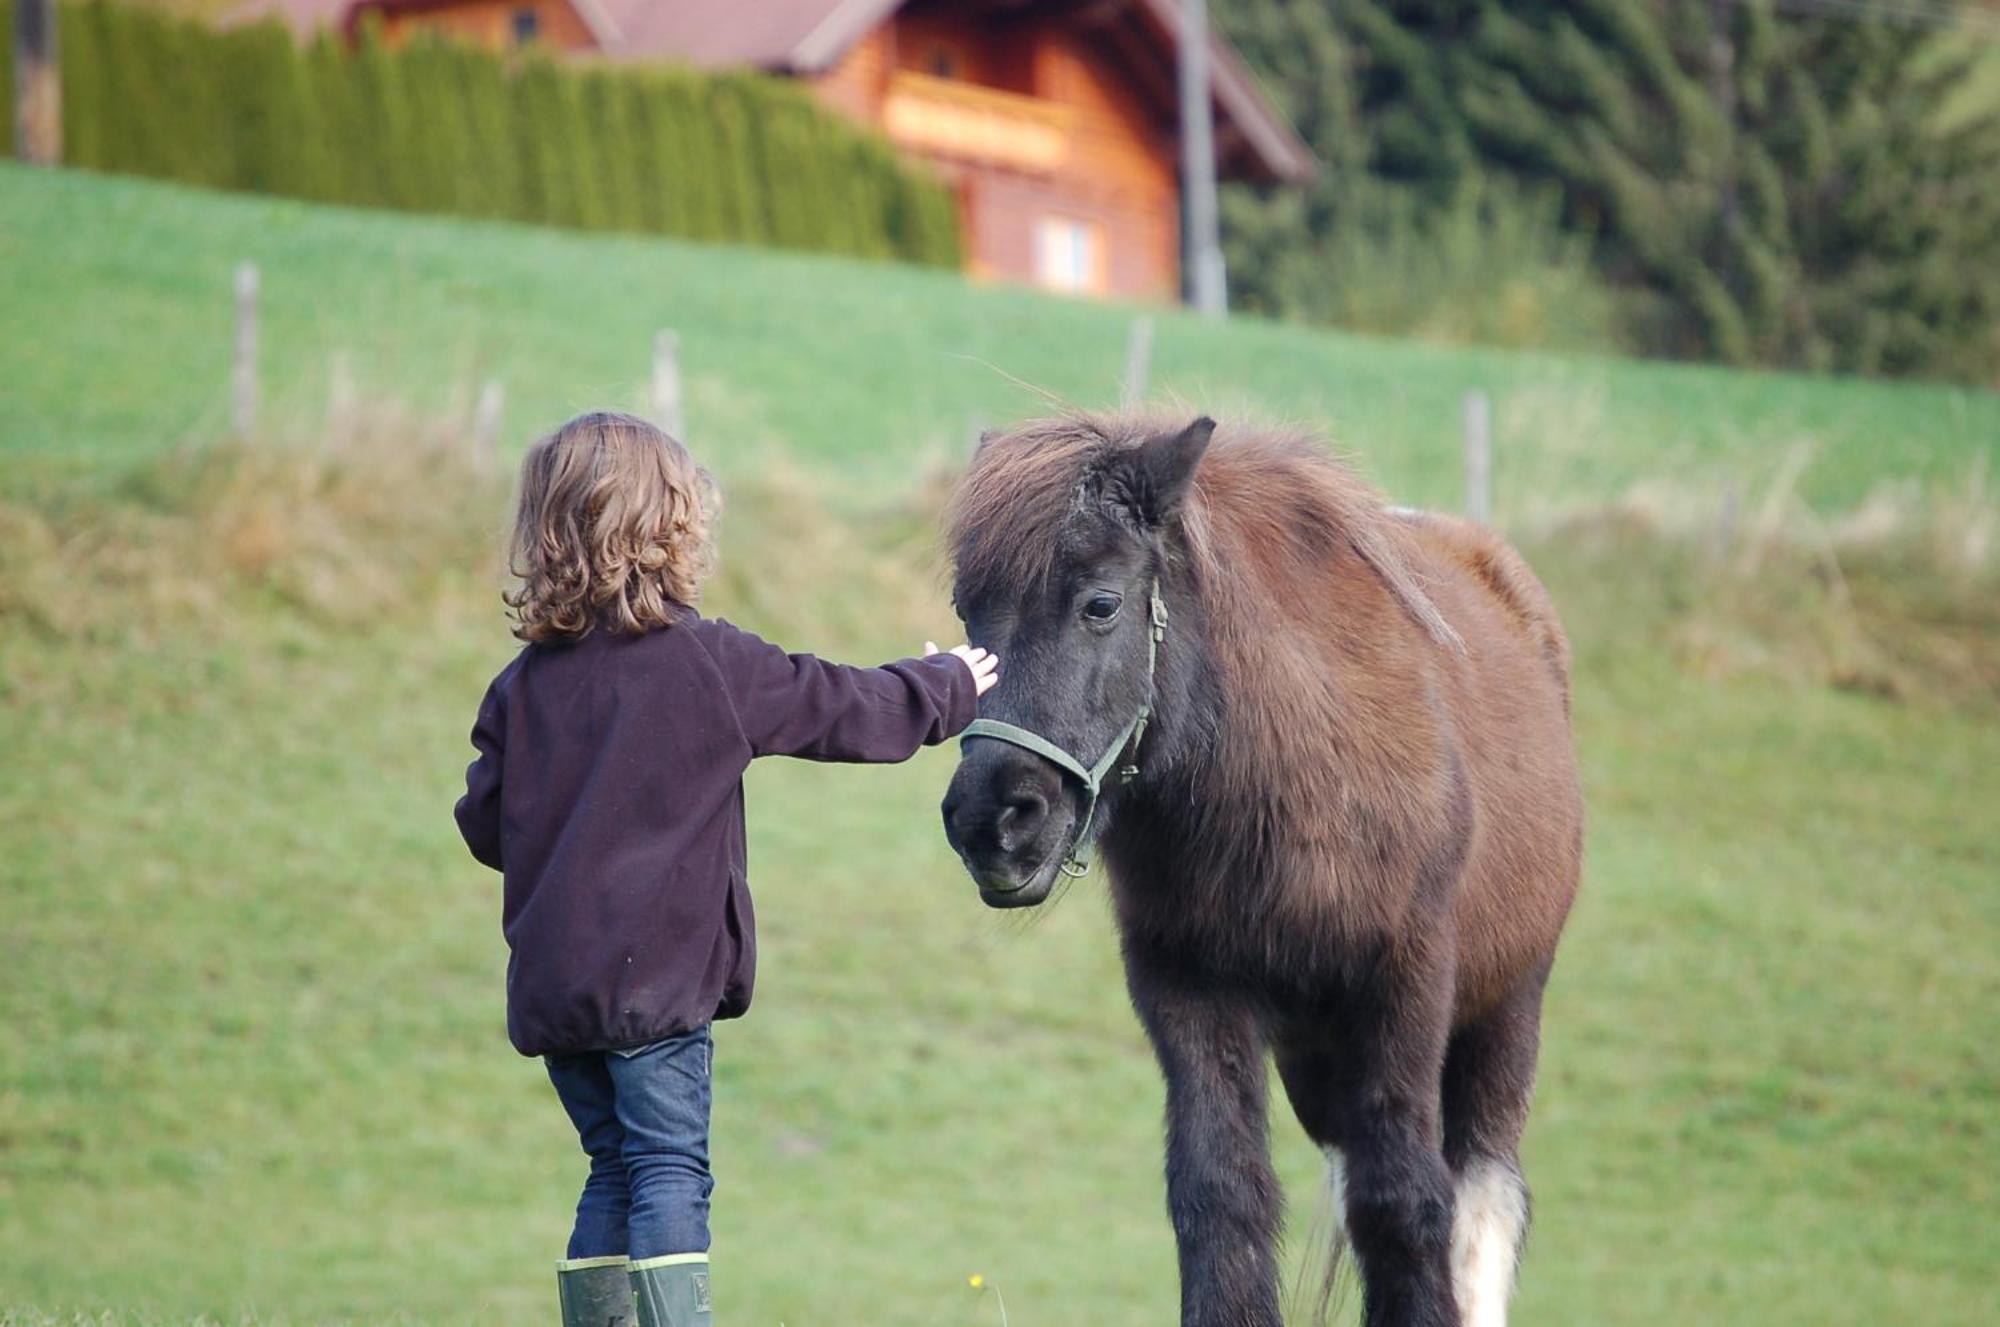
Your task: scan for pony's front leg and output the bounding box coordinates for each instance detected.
[1127,958,1281,1327]
[1343,935,1460,1327]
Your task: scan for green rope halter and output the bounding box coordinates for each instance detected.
[958,581,1168,885]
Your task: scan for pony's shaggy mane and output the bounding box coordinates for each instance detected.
[946,411,1461,654]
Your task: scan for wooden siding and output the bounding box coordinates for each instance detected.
[882,72,1075,176]
[1026,22,1177,298]
[377,0,592,51]
[811,11,1181,300]
[809,23,892,121]
[370,0,1186,300]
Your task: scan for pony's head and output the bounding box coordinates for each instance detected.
[941,414,1214,908]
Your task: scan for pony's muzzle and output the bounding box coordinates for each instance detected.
[941,746,1074,907]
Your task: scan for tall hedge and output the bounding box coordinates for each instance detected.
[0,0,960,269]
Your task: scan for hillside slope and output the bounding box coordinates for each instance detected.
[3,163,1996,510]
[1,166,1996,1326]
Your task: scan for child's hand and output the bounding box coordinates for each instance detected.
[925,642,1000,696]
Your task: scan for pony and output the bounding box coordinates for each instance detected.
[940,413,1582,1327]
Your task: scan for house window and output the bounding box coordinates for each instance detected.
[510,6,538,44]
[1034,215,1103,295]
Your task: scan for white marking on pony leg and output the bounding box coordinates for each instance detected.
[1451,1159,1526,1327]
[1322,1145,1347,1238]
[1294,1145,1347,1325]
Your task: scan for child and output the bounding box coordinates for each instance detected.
[453,412,997,1327]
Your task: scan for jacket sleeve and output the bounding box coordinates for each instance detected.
[453,678,507,871]
[699,618,978,762]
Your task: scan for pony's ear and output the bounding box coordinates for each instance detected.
[1119,417,1214,527]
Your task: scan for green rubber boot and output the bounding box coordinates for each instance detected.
[630,1253,712,1327]
[557,1255,635,1327]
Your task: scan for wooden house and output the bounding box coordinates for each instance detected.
[234,0,1312,301]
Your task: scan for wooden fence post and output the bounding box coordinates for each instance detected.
[1710,479,1740,562]
[652,330,684,440]
[326,349,356,448]
[1462,388,1492,525]
[233,262,260,439]
[472,378,505,471]
[1122,315,1153,408]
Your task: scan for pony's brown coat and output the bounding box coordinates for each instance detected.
[945,412,1584,1327]
[949,413,1579,1015]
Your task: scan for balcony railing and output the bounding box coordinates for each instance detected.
[881,70,1074,175]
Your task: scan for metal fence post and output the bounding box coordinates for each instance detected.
[1122,315,1154,409]
[1463,389,1492,525]
[652,330,684,440]
[472,378,505,470]
[233,261,260,439]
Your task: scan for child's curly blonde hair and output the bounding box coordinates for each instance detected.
[505,411,719,643]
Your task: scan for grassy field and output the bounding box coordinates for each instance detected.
[1,165,1996,1326]
[4,164,1998,510]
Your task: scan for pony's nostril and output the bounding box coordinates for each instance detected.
[996,789,1049,849]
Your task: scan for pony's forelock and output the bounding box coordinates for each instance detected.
[946,412,1114,605]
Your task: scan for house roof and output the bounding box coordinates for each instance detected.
[226,0,1312,182]
[589,0,1310,181]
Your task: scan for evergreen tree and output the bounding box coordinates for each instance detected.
[1216,0,2000,380]
[510,54,568,225]
[342,20,407,209]
[298,31,350,203]
[616,73,665,232]
[449,40,517,218]
[706,76,768,244]
[221,21,305,195]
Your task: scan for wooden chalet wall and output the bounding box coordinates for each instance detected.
[812,10,1180,300]
[374,0,593,51]
[360,0,1192,300]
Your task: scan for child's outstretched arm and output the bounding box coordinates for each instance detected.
[453,678,508,870]
[695,618,999,763]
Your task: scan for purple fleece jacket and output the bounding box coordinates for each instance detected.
[454,610,976,1056]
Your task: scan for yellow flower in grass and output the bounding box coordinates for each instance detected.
[968,1273,985,1289]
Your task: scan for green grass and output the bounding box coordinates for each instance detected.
[1,166,1997,1326]
[3,163,1997,511]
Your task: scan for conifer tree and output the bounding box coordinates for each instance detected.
[510,53,567,224]
[297,30,351,203]
[1218,0,2000,379]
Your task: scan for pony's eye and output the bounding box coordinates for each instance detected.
[1082,594,1123,623]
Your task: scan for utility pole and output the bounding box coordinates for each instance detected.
[13,0,61,165]
[1178,0,1226,318]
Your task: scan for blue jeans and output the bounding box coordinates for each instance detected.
[544,1026,713,1260]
